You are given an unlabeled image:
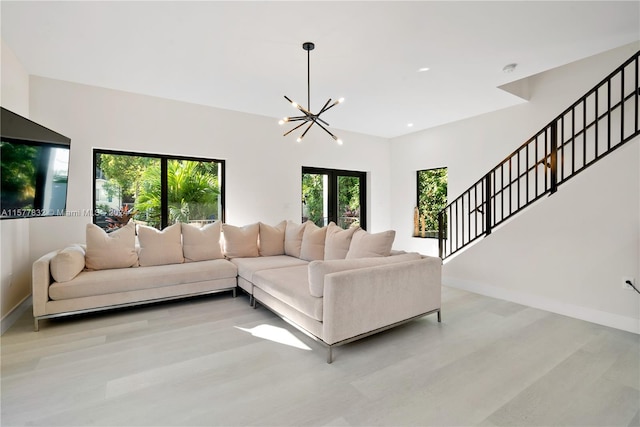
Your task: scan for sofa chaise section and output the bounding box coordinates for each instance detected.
[250,253,442,363]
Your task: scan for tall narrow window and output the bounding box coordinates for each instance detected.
[302,167,366,230]
[416,167,447,238]
[94,150,224,230]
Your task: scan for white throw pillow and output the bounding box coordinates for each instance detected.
[50,245,86,282]
[345,229,396,259]
[300,222,327,261]
[222,223,259,258]
[284,221,308,258]
[324,222,359,260]
[182,221,224,262]
[259,221,286,256]
[137,223,184,267]
[85,221,138,270]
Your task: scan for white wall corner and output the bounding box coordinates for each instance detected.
[1,296,32,335]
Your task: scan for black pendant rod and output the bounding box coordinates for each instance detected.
[303,42,315,111]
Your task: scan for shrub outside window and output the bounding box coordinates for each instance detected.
[94,150,224,230]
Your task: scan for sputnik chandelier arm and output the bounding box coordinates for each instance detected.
[278,41,344,144]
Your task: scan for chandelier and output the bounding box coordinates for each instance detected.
[279,42,344,144]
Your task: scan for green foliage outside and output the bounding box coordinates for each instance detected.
[337,176,360,228]
[418,168,448,233]
[302,173,324,226]
[96,154,220,229]
[97,154,156,204]
[302,173,361,229]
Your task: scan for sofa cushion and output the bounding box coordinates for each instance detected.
[284,221,308,258]
[324,222,359,260]
[345,229,396,259]
[231,255,308,282]
[222,223,259,258]
[85,221,138,270]
[300,222,327,261]
[258,220,286,256]
[49,259,238,300]
[137,223,184,267]
[308,253,422,297]
[252,265,323,321]
[50,245,86,283]
[182,221,224,262]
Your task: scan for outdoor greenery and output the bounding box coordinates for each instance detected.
[302,173,324,226]
[95,153,220,229]
[136,160,219,227]
[417,167,448,233]
[302,172,361,228]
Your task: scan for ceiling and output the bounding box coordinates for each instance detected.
[2,1,639,139]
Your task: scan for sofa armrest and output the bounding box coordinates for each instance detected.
[32,250,59,317]
[322,257,441,345]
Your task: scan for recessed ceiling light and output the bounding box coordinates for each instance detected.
[408,123,414,127]
[502,63,517,73]
[417,67,430,72]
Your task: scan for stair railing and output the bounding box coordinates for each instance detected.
[439,50,640,260]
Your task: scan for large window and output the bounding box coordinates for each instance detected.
[302,167,366,230]
[94,150,224,230]
[416,167,447,238]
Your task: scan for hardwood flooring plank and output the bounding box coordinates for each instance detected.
[1,287,638,427]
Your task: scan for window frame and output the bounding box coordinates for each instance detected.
[302,166,367,230]
[93,149,225,229]
[416,166,448,239]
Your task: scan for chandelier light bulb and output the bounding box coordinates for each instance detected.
[291,101,298,108]
[338,98,345,103]
[337,139,343,145]
[296,137,302,143]
[278,119,284,125]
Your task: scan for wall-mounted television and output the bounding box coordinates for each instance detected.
[1,107,71,219]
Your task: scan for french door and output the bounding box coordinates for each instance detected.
[301,167,366,230]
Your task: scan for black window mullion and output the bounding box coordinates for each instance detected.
[161,158,168,229]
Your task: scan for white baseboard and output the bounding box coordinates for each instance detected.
[1,295,32,335]
[444,276,640,335]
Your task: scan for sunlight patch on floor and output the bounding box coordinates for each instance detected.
[235,324,311,350]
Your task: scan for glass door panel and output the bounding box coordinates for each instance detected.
[337,175,361,229]
[302,172,329,226]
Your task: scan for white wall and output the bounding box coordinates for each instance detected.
[27,76,391,260]
[390,43,640,333]
[0,39,32,329]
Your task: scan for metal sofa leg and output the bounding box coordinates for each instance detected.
[232,288,237,298]
[437,309,442,323]
[34,317,40,332]
[327,346,333,364]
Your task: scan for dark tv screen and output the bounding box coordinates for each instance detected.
[0,107,71,219]
[1,139,70,218]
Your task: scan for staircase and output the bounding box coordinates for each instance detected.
[438,50,640,260]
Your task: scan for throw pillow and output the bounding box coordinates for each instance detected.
[345,229,396,259]
[284,220,308,258]
[259,220,286,256]
[50,245,86,282]
[182,221,224,262]
[324,222,359,260]
[222,223,259,258]
[85,221,138,270]
[300,222,327,261]
[137,223,184,267]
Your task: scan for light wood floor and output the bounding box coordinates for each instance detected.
[1,287,639,427]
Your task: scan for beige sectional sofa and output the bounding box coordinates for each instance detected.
[32,219,442,363]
